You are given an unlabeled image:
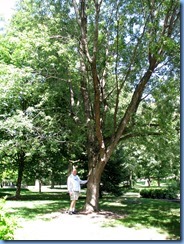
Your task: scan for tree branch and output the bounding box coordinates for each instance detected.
[120,131,162,141]
[80,0,93,63]
[107,59,158,160]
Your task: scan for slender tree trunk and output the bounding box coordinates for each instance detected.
[129,171,133,188]
[148,177,151,187]
[35,179,42,193]
[157,177,161,187]
[15,152,25,199]
[50,170,55,189]
[51,180,54,189]
[39,180,42,193]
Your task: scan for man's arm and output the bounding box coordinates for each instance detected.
[79,178,88,185]
[67,176,73,193]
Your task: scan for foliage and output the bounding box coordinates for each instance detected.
[140,183,179,200]
[100,148,128,197]
[0,198,17,240]
[0,0,86,192]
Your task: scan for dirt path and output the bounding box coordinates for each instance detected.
[14,210,168,240]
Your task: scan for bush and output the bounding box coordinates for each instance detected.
[140,183,179,200]
[139,188,151,198]
[0,198,17,240]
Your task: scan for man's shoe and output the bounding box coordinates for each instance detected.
[69,211,73,215]
[72,211,77,214]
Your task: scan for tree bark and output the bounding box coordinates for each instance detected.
[84,156,105,212]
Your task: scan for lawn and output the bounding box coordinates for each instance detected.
[0,186,180,240]
[100,195,180,240]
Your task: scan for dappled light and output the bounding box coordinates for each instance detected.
[100,197,180,240]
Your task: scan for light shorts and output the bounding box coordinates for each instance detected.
[70,191,80,200]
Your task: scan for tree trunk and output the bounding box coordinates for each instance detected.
[157,177,161,187]
[35,179,42,193]
[84,157,105,212]
[50,170,55,189]
[15,152,25,199]
[147,178,151,187]
[129,171,133,188]
[51,180,54,189]
[39,180,42,193]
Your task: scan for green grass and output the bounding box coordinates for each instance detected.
[100,196,180,240]
[1,189,71,220]
[0,187,180,240]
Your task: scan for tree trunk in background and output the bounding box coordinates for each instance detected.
[39,180,42,193]
[15,152,25,199]
[35,179,42,193]
[50,170,55,189]
[157,178,161,187]
[51,180,54,189]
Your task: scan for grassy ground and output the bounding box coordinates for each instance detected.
[0,186,180,240]
[100,195,180,239]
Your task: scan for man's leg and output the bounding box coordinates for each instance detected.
[70,200,76,210]
[69,192,80,214]
[69,200,76,214]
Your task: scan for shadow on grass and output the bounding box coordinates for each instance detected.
[10,200,68,220]
[8,192,69,201]
[100,196,180,240]
[0,188,68,201]
[8,197,87,221]
[1,188,180,240]
[1,189,86,221]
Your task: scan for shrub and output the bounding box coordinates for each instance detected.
[0,198,17,240]
[140,183,179,200]
[139,188,151,198]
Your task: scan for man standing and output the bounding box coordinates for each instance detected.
[67,168,88,215]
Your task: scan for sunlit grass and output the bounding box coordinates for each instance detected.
[100,196,180,240]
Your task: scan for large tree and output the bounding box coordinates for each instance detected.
[71,0,180,211]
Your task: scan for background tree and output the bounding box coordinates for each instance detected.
[0,1,77,196]
[0,64,47,197]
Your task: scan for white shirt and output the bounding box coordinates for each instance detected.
[67,174,87,192]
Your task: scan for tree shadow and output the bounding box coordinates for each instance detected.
[100,197,180,240]
[6,191,69,201]
[8,200,68,221]
[2,189,180,239]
